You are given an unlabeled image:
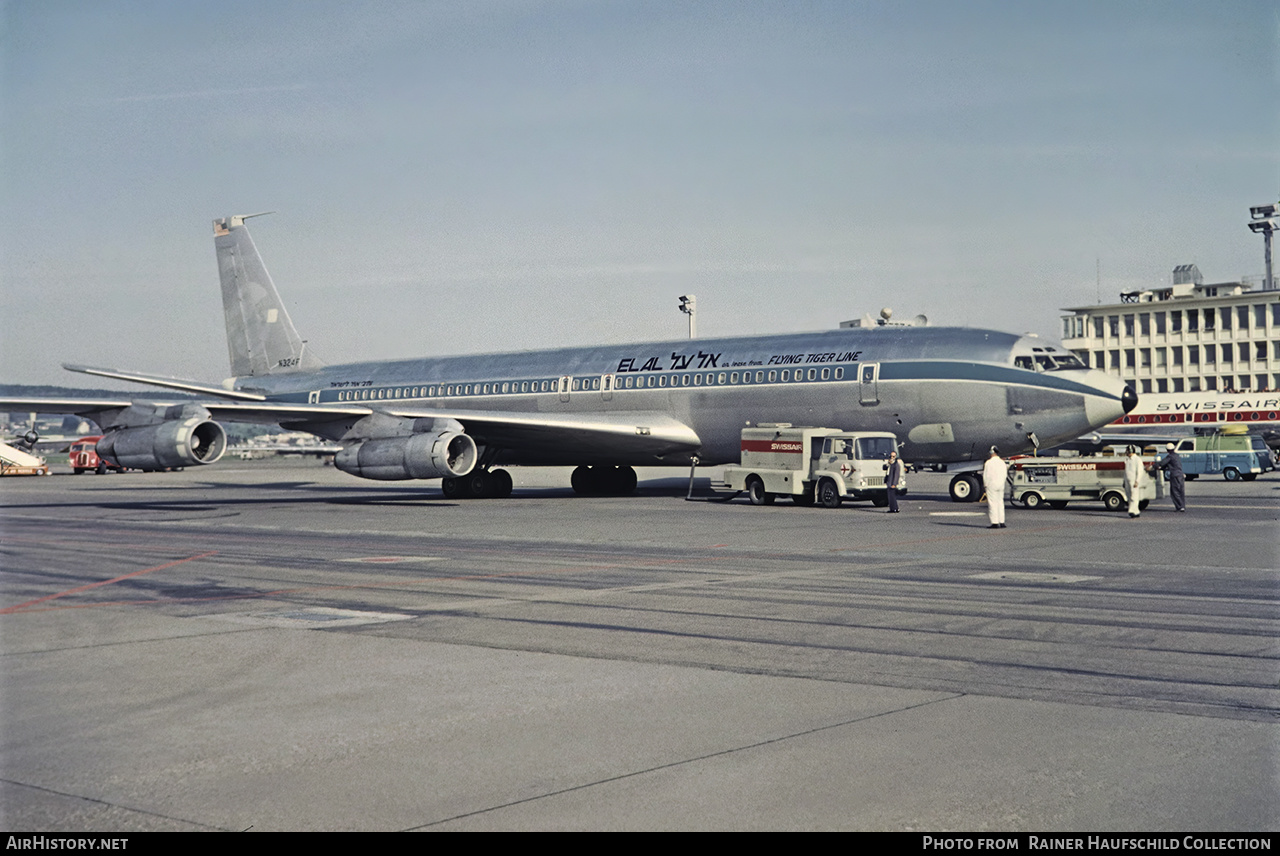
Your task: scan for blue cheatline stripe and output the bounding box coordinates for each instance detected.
[879,361,1122,400]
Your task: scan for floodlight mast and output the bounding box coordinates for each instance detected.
[1248,202,1278,291]
[678,294,697,339]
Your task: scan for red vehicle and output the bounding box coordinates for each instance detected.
[69,436,125,474]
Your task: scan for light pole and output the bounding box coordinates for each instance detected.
[678,294,696,339]
[1248,202,1277,291]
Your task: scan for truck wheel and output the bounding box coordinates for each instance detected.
[1222,467,1240,481]
[1241,474,1257,481]
[747,477,769,506]
[1102,491,1125,512]
[949,474,981,502]
[1021,492,1043,509]
[1048,500,1069,509]
[818,479,842,509]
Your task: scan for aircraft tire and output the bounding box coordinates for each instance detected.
[818,479,842,509]
[490,469,514,497]
[616,466,637,495]
[949,474,981,503]
[468,471,493,498]
[570,466,592,495]
[441,477,464,499]
[746,477,768,506]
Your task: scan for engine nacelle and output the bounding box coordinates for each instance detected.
[97,418,227,470]
[334,431,477,481]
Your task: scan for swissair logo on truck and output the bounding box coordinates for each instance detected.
[741,440,804,454]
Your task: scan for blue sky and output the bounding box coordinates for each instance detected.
[2,0,1276,386]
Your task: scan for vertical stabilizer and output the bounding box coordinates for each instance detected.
[213,214,322,378]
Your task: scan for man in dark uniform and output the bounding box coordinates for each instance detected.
[885,451,903,513]
[1160,442,1186,512]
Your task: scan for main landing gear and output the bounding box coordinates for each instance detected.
[570,465,638,496]
[441,468,513,499]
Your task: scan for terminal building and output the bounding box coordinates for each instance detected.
[1059,264,1280,395]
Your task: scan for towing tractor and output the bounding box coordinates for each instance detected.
[723,424,899,508]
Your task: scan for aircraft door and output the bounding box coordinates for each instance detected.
[601,374,613,401]
[559,376,571,403]
[308,390,320,404]
[859,363,879,405]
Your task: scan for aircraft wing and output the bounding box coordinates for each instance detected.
[0,396,701,461]
[385,407,702,461]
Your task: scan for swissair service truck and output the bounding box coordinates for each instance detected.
[1008,454,1162,511]
[723,424,899,508]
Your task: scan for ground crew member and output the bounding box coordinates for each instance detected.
[982,446,1007,529]
[1124,445,1145,518]
[886,451,903,513]
[1160,442,1186,512]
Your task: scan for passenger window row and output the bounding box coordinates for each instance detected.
[332,366,847,402]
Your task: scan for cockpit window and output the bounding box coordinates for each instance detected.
[1014,350,1087,372]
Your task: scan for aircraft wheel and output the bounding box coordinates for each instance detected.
[949,474,981,502]
[468,471,494,498]
[818,479,842,509]
[1021,492,1044,510]
[1102,491,1125,512]
[746,476,769,506]
[490,469,514,498]
[616,466,637,495]
[570,466,592,495]
[1223,467,1240,481]
[441,477,464,499]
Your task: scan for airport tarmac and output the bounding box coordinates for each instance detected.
[1,460,1276,831]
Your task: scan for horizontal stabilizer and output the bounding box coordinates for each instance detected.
[62,364,266,401]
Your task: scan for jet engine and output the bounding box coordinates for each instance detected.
[334,430,477,481]
[96,416,227,470]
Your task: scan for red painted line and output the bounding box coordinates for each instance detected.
[0,551,218,615]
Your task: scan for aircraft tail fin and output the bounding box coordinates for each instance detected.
[213,214,323,378]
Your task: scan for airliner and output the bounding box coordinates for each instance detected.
[1,214,1137,498]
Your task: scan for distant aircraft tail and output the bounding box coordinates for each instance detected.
[213,214,322,378]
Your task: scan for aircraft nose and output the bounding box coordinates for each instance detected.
[1121,384,1138,414]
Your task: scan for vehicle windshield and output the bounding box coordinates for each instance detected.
[857,437,896,460]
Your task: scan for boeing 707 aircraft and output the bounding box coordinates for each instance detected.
[2,214,1137,499]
